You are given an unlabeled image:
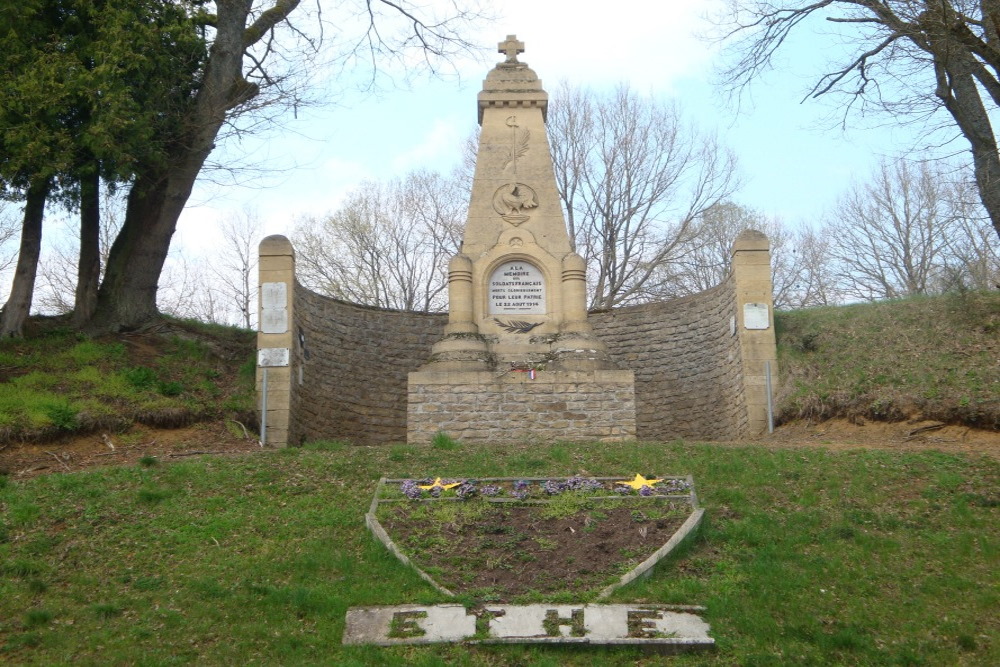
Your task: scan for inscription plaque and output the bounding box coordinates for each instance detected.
[743,303,770,330]
[260,282,288,334]
[257,348,290,367]
[488,261,545,315]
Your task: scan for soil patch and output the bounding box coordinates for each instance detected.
[377,499,689,601]
[0,422,260,479]
[756,418,998,458]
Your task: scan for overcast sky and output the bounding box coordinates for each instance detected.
[173,0,947,254]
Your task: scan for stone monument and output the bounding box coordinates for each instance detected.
[407,36,636,444]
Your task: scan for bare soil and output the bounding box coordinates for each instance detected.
[0,422,261,479]
[377,501,689,601]
[757,418,999,458]
[1,418,996,480]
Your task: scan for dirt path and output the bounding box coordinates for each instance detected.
[1,419,997,480]
[751,418,999,459]
[0,422,262,479]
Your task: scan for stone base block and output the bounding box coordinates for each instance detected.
[407,370,636,444]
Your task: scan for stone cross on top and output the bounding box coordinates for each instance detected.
[499,34,525,63]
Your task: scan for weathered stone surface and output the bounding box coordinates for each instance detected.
[342,603,714,649]
[408,370,636,444]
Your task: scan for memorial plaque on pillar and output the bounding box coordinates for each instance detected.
[743,303,770,330]
[488,261,545,314]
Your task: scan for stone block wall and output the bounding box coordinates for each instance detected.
[590,278,747,441]
[408,370,636,444]
[289,286,446,444]
[264,235,773,446]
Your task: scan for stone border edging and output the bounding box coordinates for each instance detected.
[595,507,705,599]
[365,474,704,599]
[365,477,455,597]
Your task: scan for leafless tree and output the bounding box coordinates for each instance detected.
[826,158,957,300]
[294,168,464,311]
[87,1,489,332]
[665,201,836,309]
[548,83,741,308]
[0,203,20,279]
[211,209,261,329]
[716,0,1000,242]
[938,172,1000,290]
[157,253,230,325]
[784,224,838,307]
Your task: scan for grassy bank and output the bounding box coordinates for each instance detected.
[1,292,996,445]
[2,441,997,664]
[0,317,255,442]
[775,291,1000,429]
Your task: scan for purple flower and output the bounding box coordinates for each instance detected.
[639,485,655,496]
[513,480,530,491]
[430,486,442,497]
[613,485,631,495]
[480,484,502,497]
[659,479,691,494]
[400,480,423,500]
[563,475,602,492]
[543,480,567,495]
[512,489,529,501]
[455,482,477,499]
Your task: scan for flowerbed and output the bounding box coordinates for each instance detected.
[368,475,700,601]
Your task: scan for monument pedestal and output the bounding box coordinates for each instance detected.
[407,36,636,444]
[407,369,635,444]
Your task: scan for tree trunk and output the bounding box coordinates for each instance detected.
[86,163,201,332]
[0,179,50,338]
[84,0,264,332]
[933,45,1000,241]
[73,165,101,326]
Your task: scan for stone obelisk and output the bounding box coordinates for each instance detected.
[407,36,635,444]
[423,35,612,371]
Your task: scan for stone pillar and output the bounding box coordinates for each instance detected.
[444,254,476,335]
[256,235,295,447]
[560,253,589,331]
[731,230,779,435]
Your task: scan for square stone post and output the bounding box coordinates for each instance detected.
[256,235,295,447]
[731,230,779,436]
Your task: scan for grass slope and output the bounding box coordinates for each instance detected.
[1,441,997,664]
[1,292,996,445]
[776,291,1000,429]
[0,317,256,442]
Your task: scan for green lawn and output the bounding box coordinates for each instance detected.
[1,440,997,665]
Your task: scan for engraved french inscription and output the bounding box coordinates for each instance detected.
[488,262,545,315]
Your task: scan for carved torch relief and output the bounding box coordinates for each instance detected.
[493,115,537,226]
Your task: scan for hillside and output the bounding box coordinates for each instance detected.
[0,292,996,475]
[775,291,1000,430]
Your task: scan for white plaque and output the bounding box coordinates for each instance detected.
[488,261,545,314]
[261,282,286,309]
[260,309,288,334]
[260,282,288,334]
[743,303,769,330]
[257,348,289,367]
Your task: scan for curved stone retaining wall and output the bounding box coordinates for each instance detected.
[287,278,745,444]
[590,279,746,441]
[260,232,775,446]
[290,287,446,444]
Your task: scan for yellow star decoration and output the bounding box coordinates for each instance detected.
[620,474,662,490]
[418,477,462,491]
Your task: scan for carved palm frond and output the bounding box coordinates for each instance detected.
[494,318,542,334]
[503,129,530,171]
